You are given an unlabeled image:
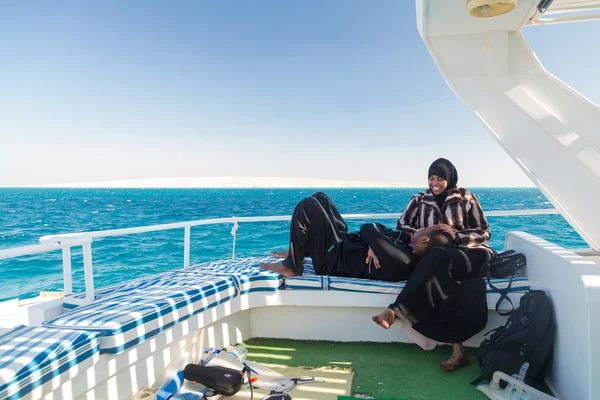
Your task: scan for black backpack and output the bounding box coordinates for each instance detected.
[472,290,555,387]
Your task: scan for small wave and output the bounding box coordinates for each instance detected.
[91,211,99,214]
[126,200,132,202]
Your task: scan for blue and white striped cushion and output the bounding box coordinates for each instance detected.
[326,277,407,294]
[285,275,404,293]
[327,276,530,294]
[64,257,284,309]
[44,275,237,354]
[182,256,284,294]
[63,270,177,309]
[285,263,530,294]
[284,275,325,290]
[283,261,326,290]
[0,325,100,400]
[485,276,530,293]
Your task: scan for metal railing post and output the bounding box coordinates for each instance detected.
[62,247,73,296]
[82,243,95,304]
[184,226,191,268]
[231,218,239,259]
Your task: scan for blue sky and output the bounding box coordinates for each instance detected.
[1,1,598,187]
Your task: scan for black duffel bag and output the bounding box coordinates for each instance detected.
[484,250,527,316]
[489,250,526,278]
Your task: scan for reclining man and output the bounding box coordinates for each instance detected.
[260,192,452,281]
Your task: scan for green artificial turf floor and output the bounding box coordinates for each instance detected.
[244,338,487,400]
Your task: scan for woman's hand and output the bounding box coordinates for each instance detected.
[366,247,381,269]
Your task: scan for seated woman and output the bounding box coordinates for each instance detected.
[260,192,452,282]
[372,158,493,371]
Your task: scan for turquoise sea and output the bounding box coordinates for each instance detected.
[0,188,587,301]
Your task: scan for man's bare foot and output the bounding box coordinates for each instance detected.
[372,308,396,329]
[270,250,289,259]
[260,262,295,277]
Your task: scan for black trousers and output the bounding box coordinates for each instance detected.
[390,246,491,343]
[282,192,347,275]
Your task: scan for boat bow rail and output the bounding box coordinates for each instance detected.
[0,209,554,305]
[0,224,596,400]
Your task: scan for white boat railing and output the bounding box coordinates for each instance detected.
[0,238,94,302]
[0,209,560,304]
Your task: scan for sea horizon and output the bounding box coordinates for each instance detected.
[0,176,537,189]
[0,187,578,301]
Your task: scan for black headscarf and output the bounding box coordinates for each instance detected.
[428,158,458,208]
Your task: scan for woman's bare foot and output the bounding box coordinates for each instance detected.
[440,343,470,371]
[270,250,289,259]
[260,262,295,277]
[372,308,396,329]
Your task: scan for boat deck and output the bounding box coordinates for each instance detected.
[244,338,486,399]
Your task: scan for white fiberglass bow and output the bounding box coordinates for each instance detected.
[417,0,600,249]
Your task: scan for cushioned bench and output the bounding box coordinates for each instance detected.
[62,270,175,309]
[180,256,284,295]
[63,256,284,309]
[285,263,530,296]
[53,255,528,355]
[63,272,179,310]
[45,274,238,354]
[0,325,100,400]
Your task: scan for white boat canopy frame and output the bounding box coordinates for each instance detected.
[417,0,600,249]
[530,0,600,25]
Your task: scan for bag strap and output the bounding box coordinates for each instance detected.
[482,325,502,337]
[488,272,514,316]
[471,375,487,386]
[245,366,254,400]
[487,262,523,316]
